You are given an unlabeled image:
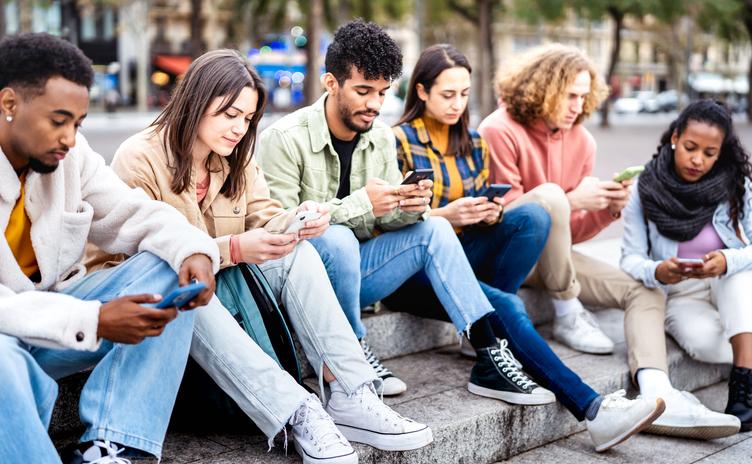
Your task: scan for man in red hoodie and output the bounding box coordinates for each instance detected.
[479,44,736,439]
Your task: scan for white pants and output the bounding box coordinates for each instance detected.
[665,271,752,364]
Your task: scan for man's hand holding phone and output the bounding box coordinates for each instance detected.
[398,178,433,213]
[98,293,180,344]
[178,253,215,308]
[567,176,629,213]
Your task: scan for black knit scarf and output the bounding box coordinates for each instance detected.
[638,143,731,242]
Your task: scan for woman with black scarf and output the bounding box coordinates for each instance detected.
[621,100,752,434]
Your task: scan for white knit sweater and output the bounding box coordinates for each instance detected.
[0,133,219,351]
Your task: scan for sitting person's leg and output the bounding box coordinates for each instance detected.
[257,241,433,452]
[31,252,195,460]
[461,203,551,294]
[714,272,752,431]
[0,334,60,462]
[191,295,356,463]
[507,183,614,354]
[308,225,408,395]
[646,278,741,438]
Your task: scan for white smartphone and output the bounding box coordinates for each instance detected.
[284,210,322,234]
[676,258,704,269]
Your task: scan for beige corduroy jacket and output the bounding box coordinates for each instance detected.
[85,127,294,271]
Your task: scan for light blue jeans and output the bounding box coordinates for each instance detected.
[0,252,195,462]
[309,217,494,339]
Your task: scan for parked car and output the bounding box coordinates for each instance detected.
[655,90,688,112]
[612,96,642,114]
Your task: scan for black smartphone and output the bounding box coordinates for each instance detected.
[401,168,433,185]
[484,183,512,201]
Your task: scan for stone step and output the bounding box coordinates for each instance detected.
[501,382,752,464]
[53,309,731,463]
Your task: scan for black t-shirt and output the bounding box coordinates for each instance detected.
[330,132,360,199]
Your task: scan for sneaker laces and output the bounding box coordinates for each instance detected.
[491,339,536,390]
[354,382,413,431]
[601,390,632,410]
[361,340,393,378]
[291,396,350,454]
[83,440,131,464]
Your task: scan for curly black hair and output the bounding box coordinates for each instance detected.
[325,19,402,85]
[655,99,752,230]
[0,33,93,97]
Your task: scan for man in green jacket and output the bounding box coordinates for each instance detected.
[258,20,542,401]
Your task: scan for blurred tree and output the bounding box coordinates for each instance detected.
[188,0,205,58]
[697,0,752,120]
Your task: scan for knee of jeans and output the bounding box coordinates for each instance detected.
[316,225,359,258]
[510,203,551,237]
[422,216,457,244]
[527,183,570,219]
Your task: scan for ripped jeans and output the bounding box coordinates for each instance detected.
[310,217,494,339]
[190,241,377,440]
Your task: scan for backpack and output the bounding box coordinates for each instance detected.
[215,263,302,383]
[171,263,302,432]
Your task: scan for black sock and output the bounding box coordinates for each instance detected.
[468,315,497,349]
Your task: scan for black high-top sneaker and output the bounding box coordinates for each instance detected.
[725,366,752,432]
[467,339,556,405]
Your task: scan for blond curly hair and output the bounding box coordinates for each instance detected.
[495,43,609,126]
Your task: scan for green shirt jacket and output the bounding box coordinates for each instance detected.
[257,93,428,240]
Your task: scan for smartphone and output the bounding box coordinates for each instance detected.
[676,258,704,269]
[284,210,322,234]
[484,183,512,201]
[613,165,645,182]
[401,168,433,185]
[156,281,207,309]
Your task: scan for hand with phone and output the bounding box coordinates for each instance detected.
[398,170,434,213]
[432,196,499,227]
[655,252,727,284]
[234,228,298,264]
[290,200,329,239]
[177,253,215,308]
[688,251,727,279]
[567,176,629,214]
[98,293,179,344]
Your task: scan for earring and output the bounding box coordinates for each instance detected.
[671,143,675,150]
[5,115,11,123]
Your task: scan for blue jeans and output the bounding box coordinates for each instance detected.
[0,252,195,462]
[309,217,494,339]
[384,205,599,420]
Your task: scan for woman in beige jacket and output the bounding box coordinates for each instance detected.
[86,49,432,463]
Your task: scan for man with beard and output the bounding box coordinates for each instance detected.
[257,20,536,401]
[0,33,219,463]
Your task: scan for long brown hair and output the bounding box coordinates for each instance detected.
[151,49,267,199]
[397,44,473,157]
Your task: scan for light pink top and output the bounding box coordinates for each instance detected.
[677,222,724,259]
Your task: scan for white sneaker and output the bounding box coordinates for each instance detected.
[325,382,433,451]
[360,339,407,396]
[586,390,665,452]
[644,389,741,439]
[291,395,358,464]
[553,308,614,354]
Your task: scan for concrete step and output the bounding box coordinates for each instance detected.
[501,382,752,464]
[53,309,731,463]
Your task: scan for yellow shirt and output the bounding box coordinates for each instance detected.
[423,116,464,203]
[4,172,39,279]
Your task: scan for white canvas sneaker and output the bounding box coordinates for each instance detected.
[553,308,614,354]
[644,389,740,439]
[291,395,358,464]
[586,390,665,452]
[360,339,407,396]
[325,382,433,451]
